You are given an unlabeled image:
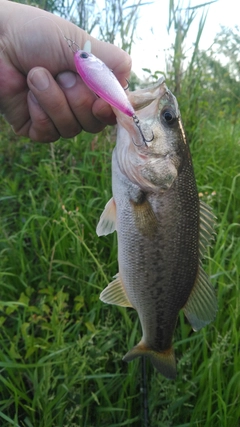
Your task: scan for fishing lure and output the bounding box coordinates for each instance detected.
[66,37,135,116]
[65,37,153,145]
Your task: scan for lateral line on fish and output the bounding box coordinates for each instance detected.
[178,117,187,145]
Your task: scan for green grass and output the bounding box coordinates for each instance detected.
[0,109,240,427]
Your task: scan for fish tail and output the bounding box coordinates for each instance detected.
[122,341,176,380]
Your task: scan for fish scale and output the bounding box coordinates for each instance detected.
[97,78,217,379]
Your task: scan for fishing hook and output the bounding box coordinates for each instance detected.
[124,79,130,91]
[132,114,154,147]
[64,36,80,53]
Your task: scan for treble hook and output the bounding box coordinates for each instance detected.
[64,36,80,53]
[132,114,154,147]
[124,79,130,91]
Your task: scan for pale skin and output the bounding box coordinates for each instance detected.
[0,0,132,142]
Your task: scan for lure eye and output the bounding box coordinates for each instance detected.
[80,52,89,59]
[161,107,176,125]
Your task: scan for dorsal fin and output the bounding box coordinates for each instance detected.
[199,201,216,258]
[183,201,217,331]
[183,265,218,331]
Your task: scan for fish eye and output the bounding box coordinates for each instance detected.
[80,52,89,59]
[161,108,176,125]
[164,111,173,121]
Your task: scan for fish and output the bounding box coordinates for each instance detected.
[96,77,217,380]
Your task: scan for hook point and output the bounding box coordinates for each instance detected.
[132,115,154,147]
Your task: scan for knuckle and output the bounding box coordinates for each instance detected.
[61,125,82,139]
[30,130,60,143]
[83,122,105,134]
[13,121,31,138]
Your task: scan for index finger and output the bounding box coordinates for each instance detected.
[88,39,132,86]
[2,2,132,86]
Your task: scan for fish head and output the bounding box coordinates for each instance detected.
[114,77,189,192]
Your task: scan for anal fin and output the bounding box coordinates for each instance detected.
[100,273,133,308]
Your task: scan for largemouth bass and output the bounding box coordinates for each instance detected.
[97,77,217,380]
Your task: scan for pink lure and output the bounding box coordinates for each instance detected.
[74,50,135,117]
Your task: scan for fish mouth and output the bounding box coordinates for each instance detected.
[124,77,169,148]
[114,75,180,157]
[132,115,154,147]
[129,76,167,113]
[131,78,178,149]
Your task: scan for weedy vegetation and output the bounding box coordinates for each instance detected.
[0,1,240,426]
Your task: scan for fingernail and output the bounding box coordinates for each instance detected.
[57,71,77,89]
[29,91,39,104]
[30,68,50,91]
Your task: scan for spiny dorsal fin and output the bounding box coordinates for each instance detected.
[96,197,116,236]
[100,273,133,308]
[199,201,216,258]
[183,265,217,331]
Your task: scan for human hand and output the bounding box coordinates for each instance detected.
[0,0,131,142]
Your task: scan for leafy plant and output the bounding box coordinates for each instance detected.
[15,0,147,53]
[1,1,240,426]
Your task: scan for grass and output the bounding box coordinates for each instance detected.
[0,101,240,427]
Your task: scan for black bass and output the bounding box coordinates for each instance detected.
[97,77,217,380]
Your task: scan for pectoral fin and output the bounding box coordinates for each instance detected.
[123,341,176,380]
[131,198,158,237]
[96,197,116,236]
[183,266,217,331]
[100,273,133,308]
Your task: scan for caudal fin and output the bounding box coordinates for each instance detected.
[122,341,176,380]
